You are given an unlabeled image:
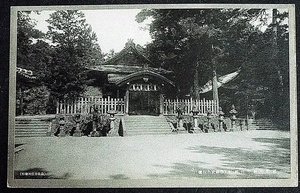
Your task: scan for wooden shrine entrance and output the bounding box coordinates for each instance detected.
[129,91,160,115]
[128,83,160,115]
[115,70,175,115]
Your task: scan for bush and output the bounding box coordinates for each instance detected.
[22,86,50,115]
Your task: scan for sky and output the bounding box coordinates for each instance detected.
[30,8,288,54]
[30,9,152,53]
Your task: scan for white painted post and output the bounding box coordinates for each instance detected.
[70,101,73,114]
[104,97,107,114]
[62,100,65,114]
[56,101,59,114]
[206,99,209,114]
[125,90,129,114]
[159,94,164,115]
[190,97,193,114]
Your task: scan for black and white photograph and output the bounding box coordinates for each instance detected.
[7,4,297,188]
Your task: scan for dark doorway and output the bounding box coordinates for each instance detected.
[129,91,160,115]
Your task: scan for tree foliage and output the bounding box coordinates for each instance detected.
[22,86,50,115]
[136,9,266,98]
[137,9,289,123]
[234,10,289,120]
[17,11,45,70]
[16,11,53,115]
[45,10,104,100]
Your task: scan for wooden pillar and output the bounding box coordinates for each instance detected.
[18,87,24,116]
[125,89,129,114]
[117,89,120,98]
[212,70,219,103]
[159,93,164,115]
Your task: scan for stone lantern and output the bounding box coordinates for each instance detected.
[239,119,243,131]
[229,105,238,131]
[58,115,66,137]
[191,106,201,133]
[245,118,249,130]
[206,109,213,133]
[90,107,100,137]
[218,107,225,132]
[107,109,117,136]
[176,107,185,131]
[73,109,83,137]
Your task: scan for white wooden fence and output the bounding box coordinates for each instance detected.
[163,98,219,115]
[56,96,125,114]
[57,96,218,115]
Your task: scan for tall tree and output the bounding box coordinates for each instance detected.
[17,11,53,115]
[45,10,104,100]
[136,9,265,99]
[17,11,44,70]
[235,10,289,121]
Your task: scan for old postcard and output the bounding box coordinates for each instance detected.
[8,4,297,188]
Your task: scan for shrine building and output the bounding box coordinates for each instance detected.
[85,40,176,115]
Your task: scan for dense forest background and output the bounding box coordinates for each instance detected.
[16,9,289,126]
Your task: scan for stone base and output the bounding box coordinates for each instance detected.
[73,130,82,137]
[108,129,116,137]
[90,130,100,137]
[177,126,186,131]
[204,129,216,133]
[192,127,202,133]
[59,132,66,137]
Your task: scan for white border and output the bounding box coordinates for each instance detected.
[8,4,297,188]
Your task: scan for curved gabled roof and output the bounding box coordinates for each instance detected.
[101,40,154,66]
[16,67,37,79]
[115,70,175,87]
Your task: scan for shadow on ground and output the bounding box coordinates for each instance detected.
[149,162,230,179]
[109,174,129,180]
[149,137,290,179]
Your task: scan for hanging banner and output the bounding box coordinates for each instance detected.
[199,68,241,94]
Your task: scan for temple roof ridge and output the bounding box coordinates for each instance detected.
[100,39,154,66]
[16,67,37,79]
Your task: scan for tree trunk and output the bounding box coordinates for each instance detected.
[272,9,284,92]
[193,64,200,100]
[212,69,219,102]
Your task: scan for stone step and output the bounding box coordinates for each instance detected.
[253,123,274,126]
[124,121,169,124]
[15,117,52,137]
[15,125,49,128]
[126,129,171,133]
[126,128,171,132]
[15,120,48,123]
[248,119,279,130]
[15,129,48,133]
[15,134,48,137]
[126,131,175,135]
[124,115,172,136]
[125,120,168,123]
[126,125,170,128]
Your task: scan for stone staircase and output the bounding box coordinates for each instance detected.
[15,115,54,137]
[248,119,279,130]
[123,115,173,136]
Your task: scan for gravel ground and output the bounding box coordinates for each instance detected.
[14,130,290,180]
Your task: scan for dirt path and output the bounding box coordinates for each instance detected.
[14,130,290,180]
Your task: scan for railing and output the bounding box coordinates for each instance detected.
[163,98,219,115]
[56,96,125,115]
[56,96,218,115]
